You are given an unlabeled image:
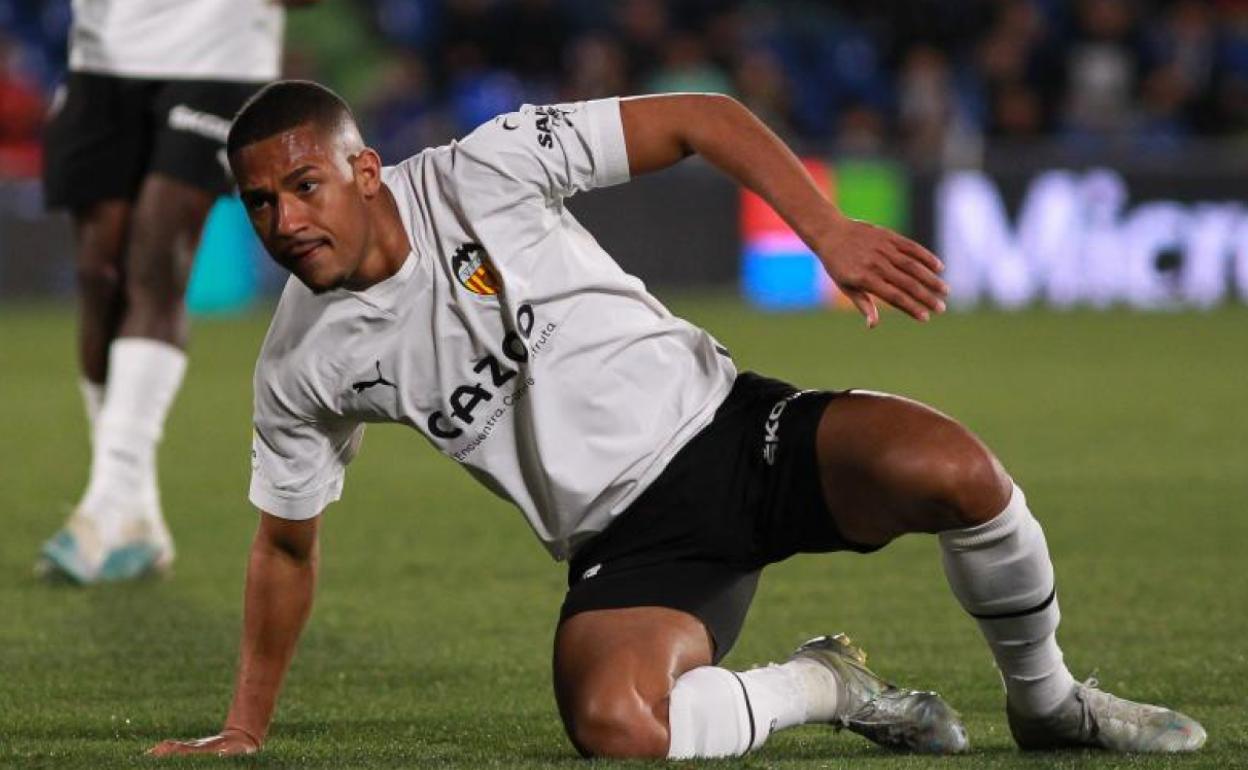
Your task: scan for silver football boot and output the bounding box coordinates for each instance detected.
[792,634,970,754]
[1008,678,1206,753]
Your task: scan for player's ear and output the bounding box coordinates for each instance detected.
[350,148,383,197]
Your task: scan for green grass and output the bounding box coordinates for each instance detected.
[2,297,1246,769]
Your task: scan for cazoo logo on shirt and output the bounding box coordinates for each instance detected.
[426,303,556,446]
[452,243,501,296]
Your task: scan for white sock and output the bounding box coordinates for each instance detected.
[667,667,758,758]
[78,338,187,543]
[666,660,840,758]
[940,484,1077,717]
[79,377,105,438]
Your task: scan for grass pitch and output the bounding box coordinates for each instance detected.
[1,297,1246,769]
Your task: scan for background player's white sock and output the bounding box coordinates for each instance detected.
[940,484,1077,718]
[79,377,104,437]
[666,660,840,758]
[77,338,186,545]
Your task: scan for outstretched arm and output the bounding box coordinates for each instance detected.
[149,512,320,756]
[619,94,946,327]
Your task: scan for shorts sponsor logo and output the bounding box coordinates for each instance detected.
[452,243,501,296]
[762,390,812,466]
[168,104,231,143]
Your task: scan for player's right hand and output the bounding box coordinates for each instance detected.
[813,213,948,328]
[147,728,260,757]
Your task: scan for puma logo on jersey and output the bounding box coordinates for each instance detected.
[352,361,397,393]
[452,243,501,296]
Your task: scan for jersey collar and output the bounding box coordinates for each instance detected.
[345,250,418,315]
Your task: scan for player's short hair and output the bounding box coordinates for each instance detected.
[227,80,357,157]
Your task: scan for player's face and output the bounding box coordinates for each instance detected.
[233,124,371,293]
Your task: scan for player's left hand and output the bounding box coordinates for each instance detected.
[813,214,948,328]
[147,728,260,757]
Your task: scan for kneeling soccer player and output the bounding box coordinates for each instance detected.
[150,82,1205,759]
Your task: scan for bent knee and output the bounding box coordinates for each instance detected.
[566,690,670,759]
[918,432,1011,529]
[865,405,1012,533]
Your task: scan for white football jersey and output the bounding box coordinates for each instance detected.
[249,98,737,560]
[68,0,284,82]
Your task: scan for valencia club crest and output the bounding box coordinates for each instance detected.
[452,243,501,296]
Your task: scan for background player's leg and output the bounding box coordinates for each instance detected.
[71,200,131,427]
[69,175,213,570]
[812,392,1203,751]
[117,173,214,345]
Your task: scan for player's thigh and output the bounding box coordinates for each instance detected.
[43,73,151,211]
[553,606,712,756]
[814,391,1012,546]
[124,174,216,298]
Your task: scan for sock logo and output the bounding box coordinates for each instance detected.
[352,361,397,393]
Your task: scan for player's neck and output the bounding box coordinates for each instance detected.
[344,186,412,290]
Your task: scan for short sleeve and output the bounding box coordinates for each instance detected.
[454,98,630,203]
[248,375,364,520]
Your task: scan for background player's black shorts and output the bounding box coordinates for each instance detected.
[43,72,262,209]
[560,372,879,662]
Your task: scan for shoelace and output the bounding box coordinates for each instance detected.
[1076,676,1102,740]
[1079,675,1165,735]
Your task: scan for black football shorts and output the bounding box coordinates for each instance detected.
[560,372,879,662]
[43,72,261,209]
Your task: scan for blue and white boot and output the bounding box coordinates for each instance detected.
[36,505,173,584]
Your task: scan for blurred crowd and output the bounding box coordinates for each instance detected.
[3,0,1248,177]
